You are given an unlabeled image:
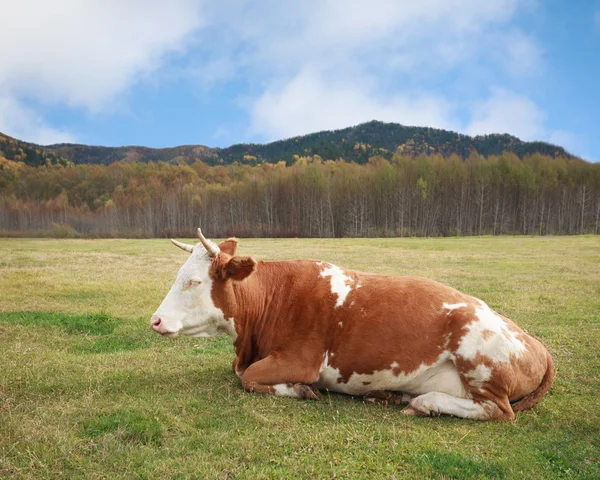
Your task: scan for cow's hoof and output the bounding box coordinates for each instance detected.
[293,383,322,400]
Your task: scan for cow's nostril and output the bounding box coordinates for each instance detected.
[152,317,161,327]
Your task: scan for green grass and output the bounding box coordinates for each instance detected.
[0,236,599,479]
[0,311,116,335]
[81,410,163,446]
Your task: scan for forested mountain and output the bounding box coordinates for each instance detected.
[0,133,72,167]
[1,122,597,239]
[217,122,575,165]
[0,121,576,167]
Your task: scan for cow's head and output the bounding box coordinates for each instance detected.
[150,228,256,338]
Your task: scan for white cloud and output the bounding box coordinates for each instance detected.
[0,0,204,143]
[0,96,75,145]
[1,0,563,153]
[502,31,543,76]
[249,70,456,141]
[199,0,523,79]
[0,0,203,110]
[466,88,545,140]
[225,0,539,140]
[465,88,581,158]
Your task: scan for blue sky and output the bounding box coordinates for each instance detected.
[1,0,599,161]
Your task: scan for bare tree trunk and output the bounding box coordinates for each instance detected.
[479,183,484,235]
[581,185,586,234]
[595,199,600,235]
[327,179,335,238]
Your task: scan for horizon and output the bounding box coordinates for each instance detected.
[1,1,599,161]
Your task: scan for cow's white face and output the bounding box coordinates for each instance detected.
[150,243,230,338]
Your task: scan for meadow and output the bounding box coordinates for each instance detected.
[1,236,599,479]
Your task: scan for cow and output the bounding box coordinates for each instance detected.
[150,228,554,421]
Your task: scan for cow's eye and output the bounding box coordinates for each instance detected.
[188,280,201,288]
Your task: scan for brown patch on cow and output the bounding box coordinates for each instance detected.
[481,329,494,341]
[441,303,477,354]
[362,381,371,386]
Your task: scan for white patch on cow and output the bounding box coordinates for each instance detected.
[273,384,300,398]
[317,350,343,388]
[338,321,343,328]
[409,392,496,420]
[443,302,468,312]
[464,364,492,388]
[456,301,526,363]
[225,317,238,341]
[318,262,353,308]
[316,353,469,398]
[356,283,362,289]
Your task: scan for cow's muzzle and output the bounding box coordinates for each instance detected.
[150,315,176,336]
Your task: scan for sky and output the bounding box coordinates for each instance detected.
[0,0,599,161]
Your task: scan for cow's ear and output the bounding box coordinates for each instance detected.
[224,256,257,281]
[218,238,238,256]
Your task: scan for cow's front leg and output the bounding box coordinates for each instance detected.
[243,382,322,400]
[240,353,322,400]
[232,357,245,378]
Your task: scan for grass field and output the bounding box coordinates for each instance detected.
[1,236,599,479]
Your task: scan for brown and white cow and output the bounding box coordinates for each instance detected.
[150,228,554,421]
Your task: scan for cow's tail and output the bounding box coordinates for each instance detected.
[511,348,555,412]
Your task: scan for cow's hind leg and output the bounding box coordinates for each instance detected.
[241,353,322,400]
[403,392,510,421]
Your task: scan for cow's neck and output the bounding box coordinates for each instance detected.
[212,260,299,364]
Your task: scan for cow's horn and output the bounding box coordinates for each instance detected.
[197,228,220,257]
[171,239,194,253]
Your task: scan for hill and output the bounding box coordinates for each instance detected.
[0,121,576,167]
[218,121,575,164]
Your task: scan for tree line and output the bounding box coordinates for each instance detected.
[0,151,598,238]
